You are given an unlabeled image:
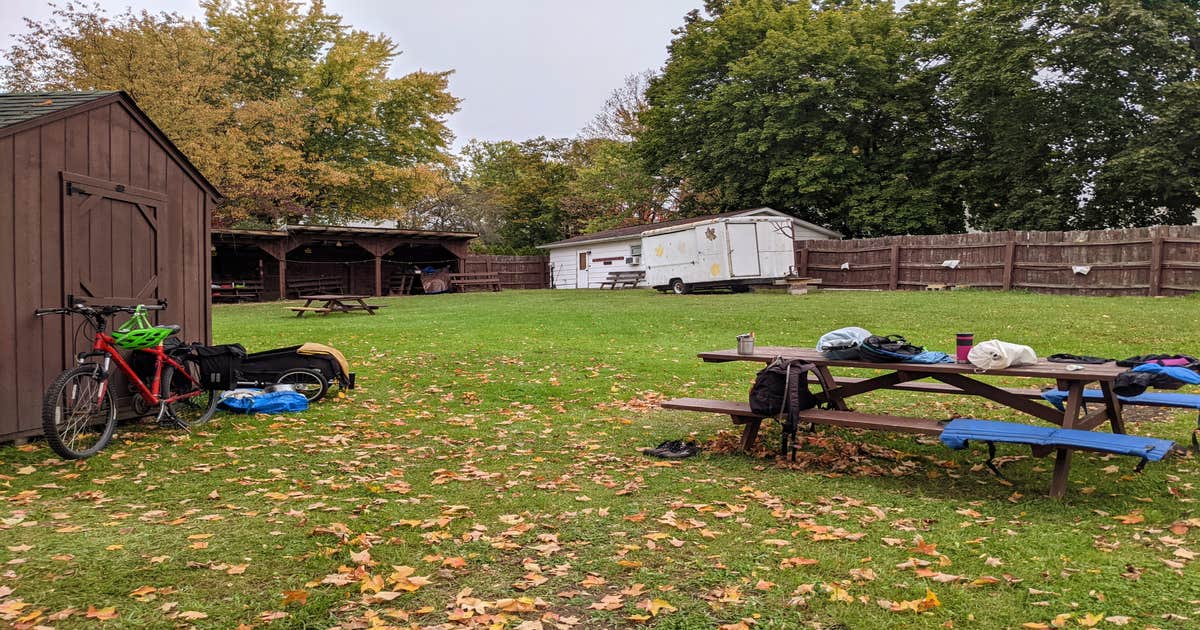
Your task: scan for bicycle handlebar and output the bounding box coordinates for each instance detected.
[34,301,166,317]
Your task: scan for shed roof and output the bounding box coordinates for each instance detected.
[538,207,841,249]
[0,91,115,128]
[0,90,221,200]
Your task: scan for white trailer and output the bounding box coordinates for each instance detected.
[642,216,796,294]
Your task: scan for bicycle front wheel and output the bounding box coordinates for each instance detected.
[161,359,219,428]
[42,365,118,459]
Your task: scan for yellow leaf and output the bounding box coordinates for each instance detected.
[85,605,119,621]
[1077,612,1103,627]
[829,586,853,604]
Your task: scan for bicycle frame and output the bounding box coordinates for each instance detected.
[85,332,202,408]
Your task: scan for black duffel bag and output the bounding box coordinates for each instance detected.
[190,343,246,390]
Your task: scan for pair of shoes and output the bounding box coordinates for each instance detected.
[641,440,700,459]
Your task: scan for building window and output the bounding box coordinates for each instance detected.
[578,251,588,270]
[630,244,642,257]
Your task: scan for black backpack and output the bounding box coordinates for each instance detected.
[859,335,924,363]
[748,357,831,456]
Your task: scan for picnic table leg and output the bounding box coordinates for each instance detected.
[357,298,377,315]
[1099,381,1125,435]
[733,415,762,452]
[1049,382,1084,498]
[815,366,851,411]
[295,298,315,317]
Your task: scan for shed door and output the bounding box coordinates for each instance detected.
[727,223,761,277]
[61,172,167,308]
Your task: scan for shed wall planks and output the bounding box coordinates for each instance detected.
[0,94,216,442]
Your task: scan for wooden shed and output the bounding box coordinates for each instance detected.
[0,91,220,443]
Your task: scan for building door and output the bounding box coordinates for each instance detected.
[576,251,589,288]
[727,223,761,277]
[61,173,167,307]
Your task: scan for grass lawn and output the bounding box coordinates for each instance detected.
[2,289,1200,629]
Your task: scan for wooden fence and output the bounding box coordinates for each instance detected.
[460,254,549,290]
[795,225,1200,296]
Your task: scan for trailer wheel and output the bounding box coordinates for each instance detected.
[277,368,329,403]
[671,279,690,295]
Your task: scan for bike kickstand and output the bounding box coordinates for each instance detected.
[156,405,189,431]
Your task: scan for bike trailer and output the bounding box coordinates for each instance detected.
[239,343,353,387]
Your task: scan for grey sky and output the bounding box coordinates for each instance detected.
[0,1,702,148]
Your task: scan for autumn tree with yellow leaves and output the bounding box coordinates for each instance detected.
[2,0,459,226]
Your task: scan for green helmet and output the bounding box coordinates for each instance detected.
[111,306,174,350]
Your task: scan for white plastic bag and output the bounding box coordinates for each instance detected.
[967,340,1038,371]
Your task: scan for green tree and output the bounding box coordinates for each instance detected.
[639,0,967,237]
[462,138,578,251]
[942,0,1200,230]
[2,0,459,225]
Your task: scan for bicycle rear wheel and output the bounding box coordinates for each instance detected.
[161,359,219,428]
[42,365,117,459]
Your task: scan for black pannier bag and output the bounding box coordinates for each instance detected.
[190,343,247,390]
[748,357,830,456]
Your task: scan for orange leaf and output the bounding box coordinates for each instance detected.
[282,590,308,606]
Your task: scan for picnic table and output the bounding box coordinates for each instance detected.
[681,346,1129,498]
[290,294,383,317]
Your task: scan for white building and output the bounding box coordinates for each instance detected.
[538,207,840,289]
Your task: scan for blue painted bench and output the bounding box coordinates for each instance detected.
[1042,389,1200,448]
[941,419,1177,480]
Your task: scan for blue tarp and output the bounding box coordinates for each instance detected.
[1041,389,1200,411]
[940,419,1176,461]
[218,389,309,414]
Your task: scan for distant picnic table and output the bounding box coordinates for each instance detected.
[290,294,383,317]
[666,346,1133,498]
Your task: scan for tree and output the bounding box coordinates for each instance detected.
[582,71,654,142]
[462,138,578,251]
[2,0,459,225]
[941,0,1200,230]
[638,0,967,237]
[639,0,1200,235]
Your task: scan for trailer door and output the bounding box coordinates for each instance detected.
[727,223,761,277]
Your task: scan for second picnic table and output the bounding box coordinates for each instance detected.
[677,346,1129,498]
[290,294,383,317]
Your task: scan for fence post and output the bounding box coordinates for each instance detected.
[1002,234,1016,291]
[888,244,900,290]
[798,242,810,277]
[1150,234,1164,297]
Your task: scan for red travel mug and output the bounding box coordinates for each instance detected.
[956,333,974,363]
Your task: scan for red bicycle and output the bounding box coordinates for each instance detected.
[34,300,218,459]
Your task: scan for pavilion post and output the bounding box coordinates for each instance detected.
[374,255,383,297]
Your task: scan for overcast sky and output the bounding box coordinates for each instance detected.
[0,0,702,148]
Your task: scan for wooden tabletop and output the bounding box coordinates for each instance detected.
[699,347,1128,382]
[299,294,370,301]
